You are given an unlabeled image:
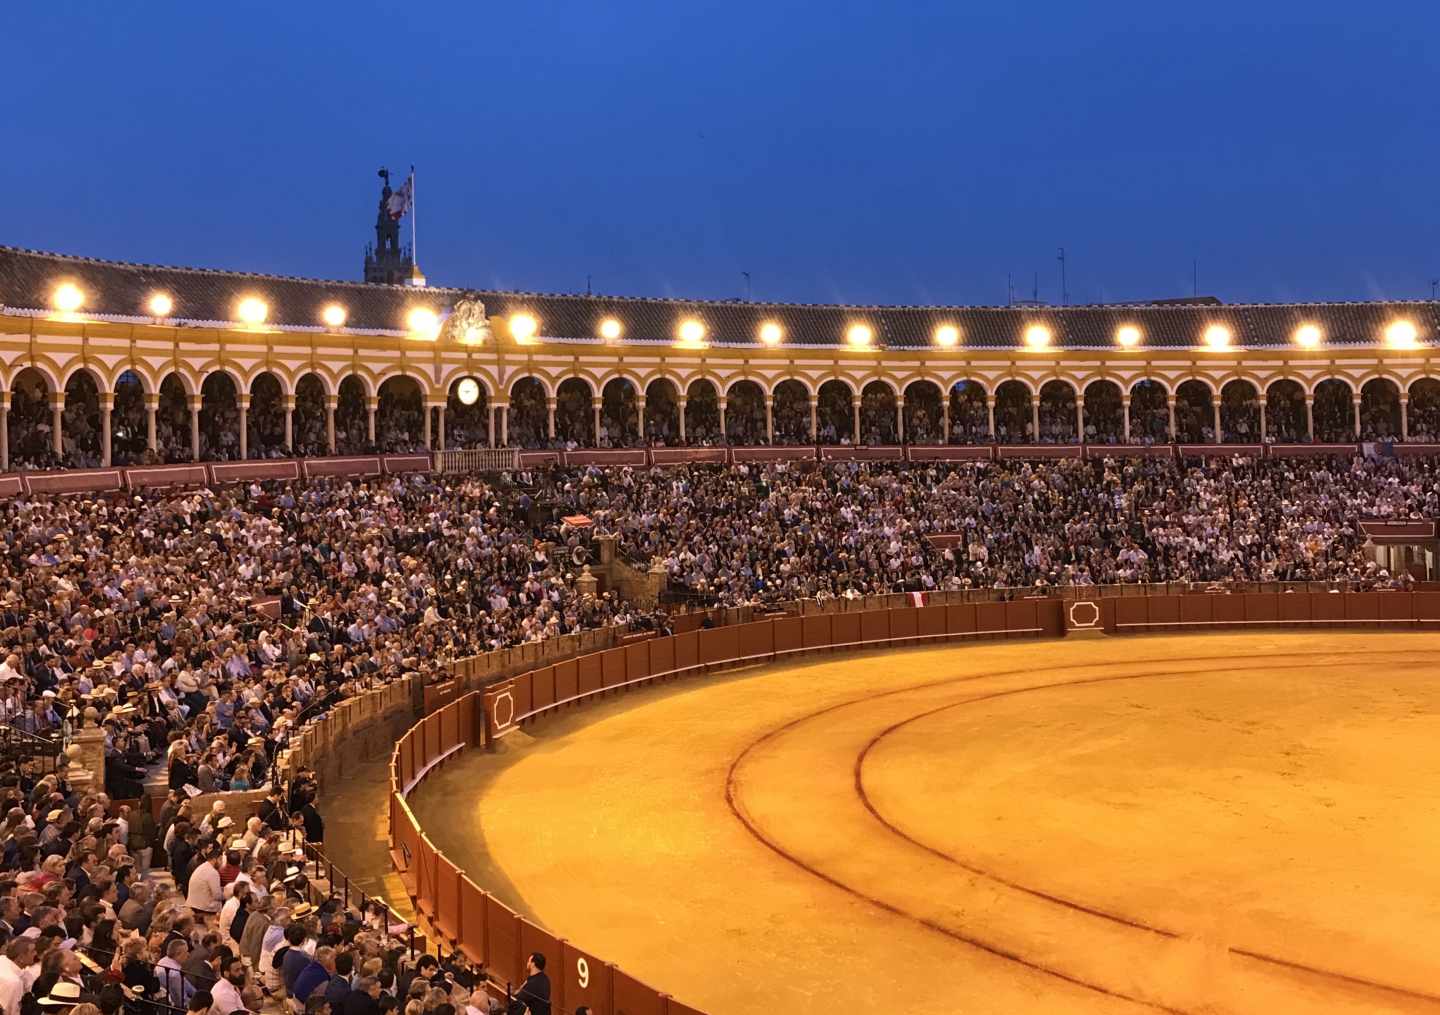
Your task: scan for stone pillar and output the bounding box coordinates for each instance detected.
[237,395,249,460]
[50,394,64,457]
[1401,396,1409,441]
[325,396,338,454]
[100,393,114,467]
[487,405,495,447]
[366,397,378,444]
[895,398,904,444]
[1212,396,1222,444]
[646,558,668,607]
[1121,396,1131,442]
[850,395,860,444]
[422,402,433,449]
[283,395,295,451]
[677,396,688,442]
[635,396,647,443]
[1352,395,1362,441]
[986,396,996,441]
[1030,399,1040,443]
[70,726,106,792]
[500,404,509,446]
[145,396,158,452]
[764,396,774,444]
[1259,401,1267,443]
[547,398,557,441]
[187,395,201,461]
[1074,397,1084,445]
[808,397,818,442]
[942,398,951,444]
[436,404,447,451]
[1167,397,1176,443]
[0,393,8,472]
[576,565,598,599]
[719,397,729,443]
[1304,396,1314,442]
[591,398,602,447]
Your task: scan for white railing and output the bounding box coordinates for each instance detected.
[433,448,520,473]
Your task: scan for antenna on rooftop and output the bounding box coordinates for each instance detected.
[1057,247,1068,305]
[741,271,752,302]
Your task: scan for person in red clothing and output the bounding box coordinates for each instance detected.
[216,844,241,889]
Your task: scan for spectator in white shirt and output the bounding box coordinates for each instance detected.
[186,844,224,915]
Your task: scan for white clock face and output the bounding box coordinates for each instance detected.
[456,378,480,406]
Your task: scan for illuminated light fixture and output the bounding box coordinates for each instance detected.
[846,323,874,348]
[406,306,440,338]
[147,292,174,318]
[508,312,538,343]
[51,283,84,314]
[455,377,481,406]
[1115,324,1142,348]
[236,297,269,326]
[460,325,485,344]
[678,318,706,346]
[934,324,960,348]
[1293,322,1322,348]
[1023,323,1052,349]
[1202,323,1232,350]
[759,321,784,346]
[1385,318,1419,349]
[599,317,622,341]
[321,303,348,329]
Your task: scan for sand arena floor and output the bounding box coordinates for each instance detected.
[407,632,1440,1014]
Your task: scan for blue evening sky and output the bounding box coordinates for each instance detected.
[5,1,1439,306]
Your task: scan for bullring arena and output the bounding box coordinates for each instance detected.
[7,234,1440,1015]
[391,600,1440,1015]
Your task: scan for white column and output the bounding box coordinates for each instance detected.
[764,396,774,444]
[100,393,114,467]
[895,398,904,444]
[942,397,951,444]
[1259,400,1267,443]
[50,395,65,457]
[677,396,688,442]
[1401,396,1409,441]
[500,404,510,446]
[0,394,8,471]
[366,397,378,444]
[1030,398,1040,443]
[187,395,201,461]
[1121,396,1131,443]
[1167,396,1176,443]
[237,395,249,460]
[986,396,996,441]
[808,397,818,442]
[1304,396,1314,442]
[1352,395,1362,440]
[719,397,729,443]
[547,398,557,441]
[437,404,447,451]
[283,396,295,451]
[851,395,860,444]
[325,396,337,454]
[1212,396,1222,444]
[636,396,647,443]
[145,396,158,453]
[1075,396,1084,444]
[591,397,602,446]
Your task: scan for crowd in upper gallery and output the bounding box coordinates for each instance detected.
[4,368,1435,473]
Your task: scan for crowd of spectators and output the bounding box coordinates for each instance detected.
[0,451,1432,1013]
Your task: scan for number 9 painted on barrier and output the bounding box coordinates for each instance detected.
[577,957,589,989]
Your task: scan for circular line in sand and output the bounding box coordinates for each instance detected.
[725,649,1440,1010]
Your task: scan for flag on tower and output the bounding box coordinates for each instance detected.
[386,171,414,221]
